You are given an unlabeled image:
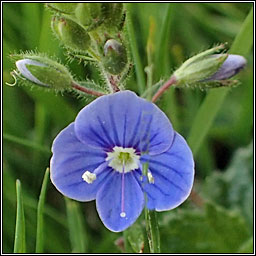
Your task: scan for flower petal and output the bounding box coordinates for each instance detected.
[74,91,174,155]
[50,123,109,201]
[96,171,144,232]
[207,54,247,80]
[140,132,194,211]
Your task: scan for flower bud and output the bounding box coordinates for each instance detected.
[174,53,228,85]
[51,17,91,52]
[47,3,78,14]
[101,3,123,29]
[103,39,127,75]
[204,54,247,81]
[75,3,102,27]
[15,56,73,90]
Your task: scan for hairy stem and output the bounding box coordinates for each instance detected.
[143,164,161,253]
[152,75,177,102]
[71,81,105,97]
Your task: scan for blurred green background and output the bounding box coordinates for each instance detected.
[3,3,253,253]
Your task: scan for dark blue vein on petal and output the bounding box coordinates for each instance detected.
[151,183,170,197]
[65,168,110,188]
[109,104,121,146]
[54,155,104,168]
[128,111,142,147]
[150,167,186,193]
[123,112,127,146]
[141,115,153,142]
[97,116,115,147]
[55,161,105,179]
[148,141,164,149]
[96,170,118,201]
[165,151,191,164]
[139,115,153,152]
[69,151,106,158]
[149,132,159,144]
[132,171,156,201]
[147,159,191,178]
[88,126,109,147]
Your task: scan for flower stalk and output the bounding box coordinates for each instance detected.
[152,75,177,103]
[71,81,105,97]
[145,209,161,253]
[143,163,161,253]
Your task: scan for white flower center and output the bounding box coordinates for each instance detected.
[106,146,140,173]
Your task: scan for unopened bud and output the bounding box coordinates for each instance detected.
[101,3,123,29]
[47,3,78,14]
[174,53,228,85]
[15,56,73,90]
[103,39,127,75]
[173,44,247,87]
[51,17,91,52]
[75,3,102,27]
[204,54,247,81]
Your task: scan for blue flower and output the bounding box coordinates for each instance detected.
[50,91,194,232]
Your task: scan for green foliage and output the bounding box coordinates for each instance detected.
[51,16,91,53]
[187,6,253,156]
[3,3,253,253]
[160,202,250,253]
[202,142,253,228]
[36,168,50,253]
[14,180,26,253]
[65,198,88,253]
[124,223,145,253]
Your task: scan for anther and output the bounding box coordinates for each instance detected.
[82,171,96,184]
[147,171,154,184]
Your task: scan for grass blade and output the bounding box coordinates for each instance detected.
[3,133,50,154]
[36,168,50,253]
[187,7,253,156]
[155,3,176,78]
[65,198,87,253]
[14,180,26,253]
[125,3,146,94]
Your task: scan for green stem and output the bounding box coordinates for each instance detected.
[71,81,106,97]
[143,163,161,253]
[145,209,161,253]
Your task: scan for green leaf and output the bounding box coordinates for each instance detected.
[14,180,26,253]
[35,168,50,253]
[187,7,253,156]
[155,4,176,78]
[3,133,50,154]
[202,142,253,227]
[160,202,250,253]
[125,3,146,94]
[205,202,249,250]
[237,236,253,253]
[124,223,144,253]
[65,198,87,253]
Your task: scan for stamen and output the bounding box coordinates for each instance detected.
[82,171,96,184]
[121,161,126,218]
[120,212,126,218]
[147,171,154,184]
